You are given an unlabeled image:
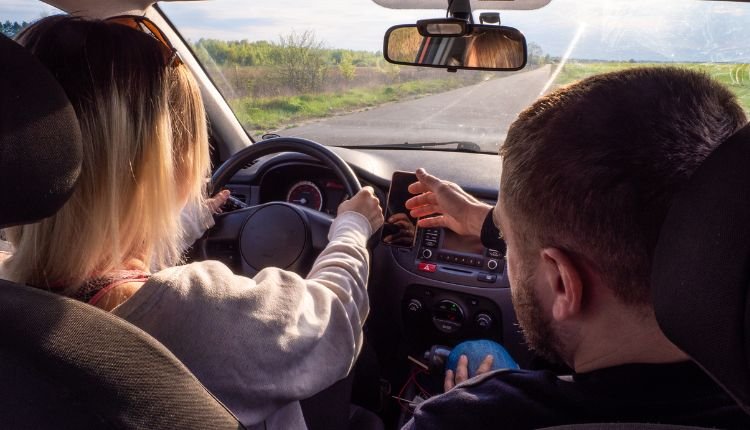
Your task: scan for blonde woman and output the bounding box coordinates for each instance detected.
[1,16,383,429]
[464,30,524,69]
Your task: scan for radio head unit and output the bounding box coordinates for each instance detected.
[390,225,507,288]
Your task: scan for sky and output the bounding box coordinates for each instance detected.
[3,0,750,62]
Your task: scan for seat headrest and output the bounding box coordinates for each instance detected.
[0,34,82,229]
[652,122,750,415]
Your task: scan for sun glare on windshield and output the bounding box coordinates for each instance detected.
[156,0,750,152]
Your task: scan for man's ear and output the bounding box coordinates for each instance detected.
[539,248,584,322]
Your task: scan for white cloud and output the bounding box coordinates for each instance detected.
[4,0,750,61]
[0,0,64,21]
[162,0,435,51]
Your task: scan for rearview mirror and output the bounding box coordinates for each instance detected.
[384,23,527,71]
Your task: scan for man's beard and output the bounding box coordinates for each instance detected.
[511,267,565,365]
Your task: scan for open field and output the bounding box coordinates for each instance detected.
[218,60,750,137]
[230,77,486,135]
[552,62,750,111]
[212,62,494,135]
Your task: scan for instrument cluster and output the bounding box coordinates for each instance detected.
[259,164,349,216]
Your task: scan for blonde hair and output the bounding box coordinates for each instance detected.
[465,31,523,69]
[2,16,209,291]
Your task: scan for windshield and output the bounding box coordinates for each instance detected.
[160,0,750,153]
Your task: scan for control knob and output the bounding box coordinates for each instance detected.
[475,313,493,330]
[487,259,499,271]
[432,300,465,334]
[421,248,433,260]
[407,299,423,313]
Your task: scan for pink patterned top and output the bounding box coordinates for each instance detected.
[69,270,150,306]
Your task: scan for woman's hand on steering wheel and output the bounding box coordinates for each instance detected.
[206,189,231,214]
[337,187,384,234]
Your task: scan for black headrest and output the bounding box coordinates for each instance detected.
[652,123,750,415]
[0,34,82,228]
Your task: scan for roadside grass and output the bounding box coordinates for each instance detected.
[552,62,750,111]
[230,62,750,136]
[231,78,478,135]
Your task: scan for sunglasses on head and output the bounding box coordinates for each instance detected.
[106,15,182,67]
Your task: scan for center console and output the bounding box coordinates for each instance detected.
[391,227,509,349]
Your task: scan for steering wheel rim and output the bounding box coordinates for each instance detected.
[196,137,362,277]
[210,137,361,196]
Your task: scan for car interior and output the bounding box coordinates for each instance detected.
[0,0,749,429]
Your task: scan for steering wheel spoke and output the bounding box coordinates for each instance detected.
[207,206,258,241]
[299,206,335,254]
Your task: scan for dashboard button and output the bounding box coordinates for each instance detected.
[436,321,460,333]
[486,248,503,258]
[478,273,497,283]
[433,301,464,333]
[421,248,433,260]
[487,259,499,271]
[418,262,437,273]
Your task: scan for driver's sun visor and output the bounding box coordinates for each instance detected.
[372,0,551,10]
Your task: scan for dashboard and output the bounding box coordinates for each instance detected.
[258,163,352,215]
[220,147,532,369]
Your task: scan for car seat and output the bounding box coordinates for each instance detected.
[542,121,750,430]
[651,122,750,417]
[0,33,243,429]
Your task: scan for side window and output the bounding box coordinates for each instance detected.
[1,2,65,38]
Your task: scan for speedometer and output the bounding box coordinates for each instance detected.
[286,181,324,211]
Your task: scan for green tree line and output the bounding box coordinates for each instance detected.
[193,37,549,68]
[193,36,382,68]
[2,21,30,38]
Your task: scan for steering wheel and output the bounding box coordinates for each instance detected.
[194,137,362,276]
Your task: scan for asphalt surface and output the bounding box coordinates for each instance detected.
[281,65,552,152]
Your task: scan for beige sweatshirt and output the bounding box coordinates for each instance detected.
[113,211,372,430]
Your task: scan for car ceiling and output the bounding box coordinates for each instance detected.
[373,0,552,10]
[42,0,201,18]
[48,0,553,17]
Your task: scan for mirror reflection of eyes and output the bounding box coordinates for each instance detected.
[385,25,527,71]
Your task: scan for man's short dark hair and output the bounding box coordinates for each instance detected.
[500,67,747,305]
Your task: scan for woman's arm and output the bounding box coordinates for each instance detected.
[113,191,382,427]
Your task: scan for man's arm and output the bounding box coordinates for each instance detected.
[405,168,492,237]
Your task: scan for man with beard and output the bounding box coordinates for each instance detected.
[400,67,750,429]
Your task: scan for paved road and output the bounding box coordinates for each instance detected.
[282,65,552,151]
